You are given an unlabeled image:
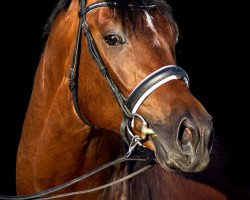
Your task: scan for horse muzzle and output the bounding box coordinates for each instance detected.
[120,65,189,145]
[120,65,214,173]
[150,116,213,172]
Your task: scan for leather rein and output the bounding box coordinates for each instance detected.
[0,155,155,200]
[0,0,190,199]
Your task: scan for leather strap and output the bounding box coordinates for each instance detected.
[68,7,92,126]
[81,2,132,119]
[0,155,154,200]
[127,65,189,112]
[78,1,157,16]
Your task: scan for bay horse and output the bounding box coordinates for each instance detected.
[1,0,226,199]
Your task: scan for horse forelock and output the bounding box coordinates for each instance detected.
[43,0,175,36]
[109,0,174,30]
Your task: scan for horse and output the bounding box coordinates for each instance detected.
[3,0,226,199]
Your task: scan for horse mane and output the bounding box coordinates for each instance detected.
[43,0,174,37]
[43,0,71,37]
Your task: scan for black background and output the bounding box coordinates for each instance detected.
[0,0,249,199]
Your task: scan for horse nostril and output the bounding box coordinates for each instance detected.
[177,119,197,154]
[183,127,193,141]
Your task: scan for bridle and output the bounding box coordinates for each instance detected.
[69,0,189,148]
[0,0,189,199]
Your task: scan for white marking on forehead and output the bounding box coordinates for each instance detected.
[144,11,156,33]
[144,11,161,47]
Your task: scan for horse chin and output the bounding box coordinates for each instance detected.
[150,136,210,173]
[150,136,181,171]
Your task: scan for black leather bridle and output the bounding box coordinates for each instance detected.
[69,0,189,147]
[0,0,189,199]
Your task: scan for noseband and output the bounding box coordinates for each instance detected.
[69,0,189,149]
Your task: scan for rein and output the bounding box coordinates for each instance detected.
[0,154,155,200]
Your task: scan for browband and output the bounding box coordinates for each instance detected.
[79,1,157,16]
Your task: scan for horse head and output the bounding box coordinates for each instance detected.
[75,0,213,172]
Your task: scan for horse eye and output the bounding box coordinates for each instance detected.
[104,34,123,46]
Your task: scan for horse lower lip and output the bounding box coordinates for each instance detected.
[151,136,181,170]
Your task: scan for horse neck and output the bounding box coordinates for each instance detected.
[21,1,84,143]
[17,2,124,195]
